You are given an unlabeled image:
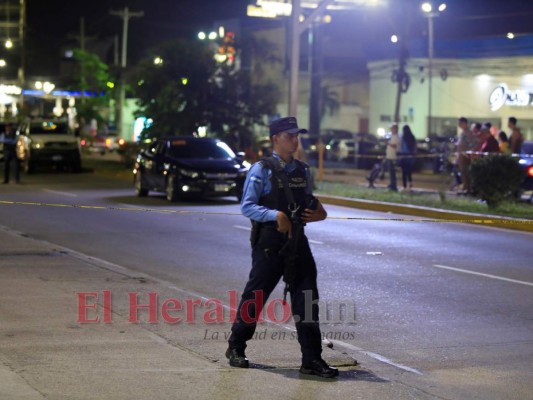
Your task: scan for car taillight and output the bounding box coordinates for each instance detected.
[528,166,533,177]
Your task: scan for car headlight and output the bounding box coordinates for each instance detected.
[31,141,45,149]
[178,169,201,179]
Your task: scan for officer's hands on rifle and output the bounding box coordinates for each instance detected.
[301,202,327,224]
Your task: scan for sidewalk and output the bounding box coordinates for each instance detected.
[316,167,533,233]
[1,225,431,400]
[320,167,451,193]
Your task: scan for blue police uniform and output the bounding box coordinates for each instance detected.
[228,151,323,364]
[1,127,20,184]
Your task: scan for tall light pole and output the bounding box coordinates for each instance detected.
[288,0,335,118]
[110,7,144,138]
[421,2,446,136]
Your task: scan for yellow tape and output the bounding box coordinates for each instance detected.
[0,200,531,225]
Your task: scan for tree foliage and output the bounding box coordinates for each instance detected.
[133,37,280,145]
[71,49,113,124]
[470,154,525,209]
[133,39,216,138]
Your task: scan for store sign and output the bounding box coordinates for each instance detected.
[489,83,533,111]
[0,84,22,95]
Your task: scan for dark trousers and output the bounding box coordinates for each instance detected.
[3,148,20,183]
[228,226,322,363]
[400,157,414,188]
[385,159,397,190]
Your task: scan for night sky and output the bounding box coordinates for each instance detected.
[24,0,533,76]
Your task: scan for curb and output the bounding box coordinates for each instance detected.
[317,194,533,233]
[87,159,532,233]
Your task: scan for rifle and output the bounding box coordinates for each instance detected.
[278,203,303,304]
[263,157,317,304]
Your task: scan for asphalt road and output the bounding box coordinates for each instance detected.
[0,168,532,399]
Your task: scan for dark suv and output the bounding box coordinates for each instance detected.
[133,136,249,202]
[16,120,81,173]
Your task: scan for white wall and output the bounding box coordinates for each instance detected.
[369,57,533,140]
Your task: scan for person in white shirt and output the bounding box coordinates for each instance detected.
[385,123,399,191]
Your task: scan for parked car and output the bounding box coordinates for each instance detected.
[300,133,321,160]
[133,136,249,202]
[320,129,354,145]
[16,119,81,173]
[325,138,356,162]
[518,141,533,193]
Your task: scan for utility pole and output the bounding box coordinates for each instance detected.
[308,21,322,141]
[288,0,334,119]
[393,42,410,124]
[19,0,26,115]
[68,17,97,106]
[110,7,144,138]
[289,0,334,162]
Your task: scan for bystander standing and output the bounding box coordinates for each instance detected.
[384,123,399,191]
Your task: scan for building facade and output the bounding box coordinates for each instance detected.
[368,36,533,141]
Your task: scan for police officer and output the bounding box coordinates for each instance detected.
[226,117,338,378]
[1,123,20,184]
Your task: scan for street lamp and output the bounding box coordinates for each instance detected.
[421,2,446,136]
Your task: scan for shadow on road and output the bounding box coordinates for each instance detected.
[249,363,388,382]
[104,194,240,208]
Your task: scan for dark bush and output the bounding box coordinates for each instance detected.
[470,154,525,209]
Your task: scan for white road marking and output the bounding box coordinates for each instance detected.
[234,225,323,244]
[330,341,423,375]
[432,264,533,287]
[43,189,78,197]
[0,224,416,376]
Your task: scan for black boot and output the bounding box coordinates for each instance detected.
[225,347,249,368]
[300,358,339,378]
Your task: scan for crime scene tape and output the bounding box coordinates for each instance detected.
[340,151,532,160]
[0,200,531,226]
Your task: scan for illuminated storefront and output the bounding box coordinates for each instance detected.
[368,35,533,140]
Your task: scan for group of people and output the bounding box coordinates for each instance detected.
[382,123,417,192]
[456,116,524,194]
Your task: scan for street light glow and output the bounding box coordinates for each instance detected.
[5,39,13,49]
[208,31,217,40]
[391,35,398,43]
[422,3,446,14]
[507,32,515,39]
[0,59,6,67]
[154,56,163,65]
[198,32,206,40]
[43,82,55,94]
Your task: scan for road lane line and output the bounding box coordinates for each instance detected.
[432,264,533,287]
[0,224,418,376]
[43,189,78,197]
[329,341,423,375]
[234,225,324,244]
